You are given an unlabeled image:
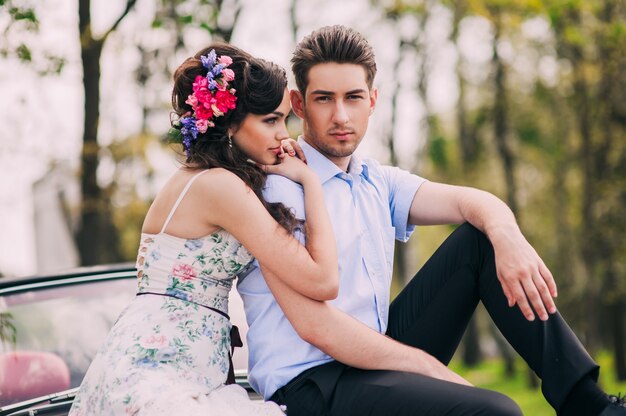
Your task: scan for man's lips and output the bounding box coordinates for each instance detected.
[330,131,354,140]
[269,147,282,155]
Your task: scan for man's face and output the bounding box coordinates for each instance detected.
[291,63,377,168]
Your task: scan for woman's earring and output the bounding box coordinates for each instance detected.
[228,134,233,148]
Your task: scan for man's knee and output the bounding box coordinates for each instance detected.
[455,222,488,244]
[453,222,495,264]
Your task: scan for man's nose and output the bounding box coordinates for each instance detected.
[332,101,349,125]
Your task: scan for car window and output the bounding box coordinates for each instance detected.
[0,278,135,407]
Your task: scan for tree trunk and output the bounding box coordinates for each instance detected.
[488,321,515,377]
[451,0,477,168]
[462,317,482,367]
[596,0,626,379]
[289,0,299,43]
[76,38,120,265]
[388,38,408,285]
[491,14,518,215]
[75,0,136,265]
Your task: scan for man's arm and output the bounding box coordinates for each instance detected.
[260,264,472,386]
[408,181,558,321]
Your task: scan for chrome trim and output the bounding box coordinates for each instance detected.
[0,271,135,296]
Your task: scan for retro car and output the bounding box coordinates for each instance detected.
[0,264,257,415]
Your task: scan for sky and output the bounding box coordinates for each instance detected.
[0,0,516,277]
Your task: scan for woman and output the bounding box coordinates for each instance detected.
[69,43,338,415]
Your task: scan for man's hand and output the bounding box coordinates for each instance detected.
[489,225,558,321]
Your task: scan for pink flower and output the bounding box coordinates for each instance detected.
[215,90,237,113]
[216,80,228,91]
[221,68,235,82]
[196,119,209,133]
[172,263,196,281]
[185,94,198,107]
[140,334,168,349]
[192,75,208,92]
[195,105,213,120]
[194,89,212,105]
[218,55,233,66]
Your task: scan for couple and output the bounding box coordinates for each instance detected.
[70,26,625,416]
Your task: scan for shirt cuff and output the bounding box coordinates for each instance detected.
[393,177,427,242]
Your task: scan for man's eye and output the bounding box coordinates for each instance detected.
[348,95,364,100]
[316,96,331,102]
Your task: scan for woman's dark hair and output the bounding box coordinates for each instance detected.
[172,43,298,232]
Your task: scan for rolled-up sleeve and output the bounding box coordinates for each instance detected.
[382,165,427,242]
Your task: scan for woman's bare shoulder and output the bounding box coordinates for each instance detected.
[194,167,249,195]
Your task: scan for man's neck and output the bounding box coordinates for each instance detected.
[301,136,352,172]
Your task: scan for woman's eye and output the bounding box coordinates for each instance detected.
[264,118,277,125]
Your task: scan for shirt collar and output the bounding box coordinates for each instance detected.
[298,136,369,184]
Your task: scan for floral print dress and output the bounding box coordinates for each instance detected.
[69,171,285,416]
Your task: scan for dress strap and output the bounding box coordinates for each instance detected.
[160,170,209,234]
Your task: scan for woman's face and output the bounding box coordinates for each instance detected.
[232,88,291,165]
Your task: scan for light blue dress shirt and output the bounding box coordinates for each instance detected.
[237,139,426,399]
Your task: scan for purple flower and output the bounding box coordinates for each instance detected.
[211,63,225,77]
[201,50,217,69]
[180,116,199,155]
[135,357,159,368]
[184,239,203,251]
[165,288,192,302]
[201,325,213,337]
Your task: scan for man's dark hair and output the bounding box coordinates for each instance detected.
[291,25,377,95]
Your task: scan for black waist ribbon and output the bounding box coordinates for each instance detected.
[136,291,243,385]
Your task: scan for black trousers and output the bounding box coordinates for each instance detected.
[271,224,600,416]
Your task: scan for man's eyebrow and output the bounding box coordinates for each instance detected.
[310,90,335,96]
[310,89,368,95]
[346,89,368,95]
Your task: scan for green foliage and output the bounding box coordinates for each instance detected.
[0,312,17,347]
[15,43,30,62]
[385,0,626,375]
[167,126,183,144]
[428,135,449,170]
[0,1,69,74]
[450,352,626,415]
[8,6,36,22]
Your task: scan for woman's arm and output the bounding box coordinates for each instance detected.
[260,265,472,386]
[201,160,338,301]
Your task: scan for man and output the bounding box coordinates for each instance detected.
[237,25,626,416]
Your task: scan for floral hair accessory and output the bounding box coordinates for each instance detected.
[169,50,237,155]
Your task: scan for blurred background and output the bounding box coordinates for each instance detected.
[1,0,624,413]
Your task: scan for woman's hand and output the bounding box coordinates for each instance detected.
[260,140,313,184]
[279,139,307,164]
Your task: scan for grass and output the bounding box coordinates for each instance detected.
[448,352,626,415]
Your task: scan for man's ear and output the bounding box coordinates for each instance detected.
[369,87,378,115]
[290,89,306,119]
